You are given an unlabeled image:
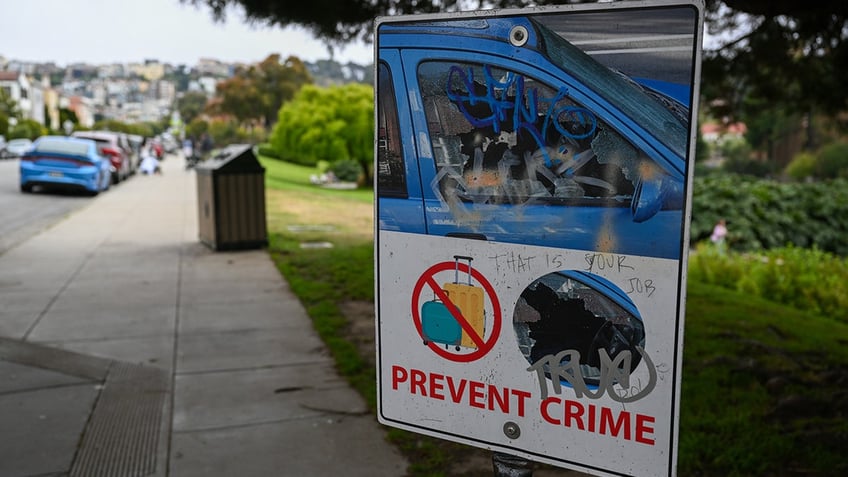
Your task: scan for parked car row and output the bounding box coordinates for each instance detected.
[18,130,161,196]
[71,130,135,184]
[1,138,34,159]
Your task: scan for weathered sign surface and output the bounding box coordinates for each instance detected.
[375,2,704,475]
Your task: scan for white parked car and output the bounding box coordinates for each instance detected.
[2,138,34,158]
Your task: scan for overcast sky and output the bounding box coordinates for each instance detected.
[0,0,374,67]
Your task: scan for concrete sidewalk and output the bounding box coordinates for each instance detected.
[0,156,407,476]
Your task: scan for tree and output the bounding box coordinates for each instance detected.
[187,0,846,115]
[175,91,209,124]
[0,87,21,129]
[211,54,312,129]
[9,119,47,141]
[269,84,374,182]
[59,107,78,128]
[191,0,847,166]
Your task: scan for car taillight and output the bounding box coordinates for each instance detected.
[101,147,121,157]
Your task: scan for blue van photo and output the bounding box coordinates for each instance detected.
[376,11,697,259]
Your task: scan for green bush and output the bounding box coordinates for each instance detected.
[688,242,744,289]
[330,159,361,183]
[784,151,817,180]
[0,114,9,137]
[256,143,281,159]
[815,141,848,178]
[8,119,47,140]
[269,84,373,170]
[691,174,848,255]
[722,156,776,177]
[688,244,848,323]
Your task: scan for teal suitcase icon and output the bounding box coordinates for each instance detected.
[422,300,462,350]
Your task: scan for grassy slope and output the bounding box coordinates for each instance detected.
[260,156,848,477]
[682,281,848,476]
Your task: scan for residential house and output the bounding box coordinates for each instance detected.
[67,96,95,128]
[0,70,31,116]
[0,70,46,125]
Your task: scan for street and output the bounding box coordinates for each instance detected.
[0,158,94,255]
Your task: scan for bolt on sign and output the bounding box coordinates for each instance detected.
[374,1,704,476]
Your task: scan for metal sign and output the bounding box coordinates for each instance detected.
[375,2,704,476]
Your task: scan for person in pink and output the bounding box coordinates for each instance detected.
[710,218,727,252]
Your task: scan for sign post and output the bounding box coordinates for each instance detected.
[375,2,704,475]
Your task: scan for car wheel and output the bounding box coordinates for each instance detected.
[20,184,33,193]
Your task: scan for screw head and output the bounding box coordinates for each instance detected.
[509,26,529,47]
[503,421,521,439]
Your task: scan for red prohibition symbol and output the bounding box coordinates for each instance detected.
[411,260,502,362]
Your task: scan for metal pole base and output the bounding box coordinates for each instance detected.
[492,452,533,477]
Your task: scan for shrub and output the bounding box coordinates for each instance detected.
[8,119,47,140]
[269,84,373,172]
[330,159,361,183]
[691,174,848,255]
[688,242,744,290]
[0,113,9,137]
[815,141,848,178]
[256,143,281,159]
[784,151,817,181]
[688,245,848,323]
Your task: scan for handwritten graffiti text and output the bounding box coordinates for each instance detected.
[527,346,657,403]
[446,65,597,167]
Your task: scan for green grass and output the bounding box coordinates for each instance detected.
[681,281,848,476]
[261,156,373,203]
[260,155,848,476]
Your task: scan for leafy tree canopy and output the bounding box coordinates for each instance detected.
[187,0,847,123]
[269,83,374,180]
[703,0,848,122]
[0,87,21,121]
[175,91,209,124]
[210,53,312,128]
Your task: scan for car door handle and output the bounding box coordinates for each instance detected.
[446,232,488,241]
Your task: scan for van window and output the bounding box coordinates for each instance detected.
[532,17,689,158]
[417,61,655,207]
[377,63,407,198]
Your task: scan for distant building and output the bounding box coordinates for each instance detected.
[129,61,165,81]
[98,63,126,79]
[65,63,98,81]
[42,77,61,131]
[189,76,218,96]
[196,58,231,77]
[0,70,30,111]
[156,80,176,103]
[0,70,45,125]
[700,121,747,143]
[68,96,95,128]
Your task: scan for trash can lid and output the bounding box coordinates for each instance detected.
[196,144,265,174]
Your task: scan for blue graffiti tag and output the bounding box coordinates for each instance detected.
[446,64,598,167]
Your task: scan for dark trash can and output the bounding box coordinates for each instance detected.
[195,144,267,251]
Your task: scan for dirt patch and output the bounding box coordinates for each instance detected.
[267,189,373,241]
[339,300,378,369]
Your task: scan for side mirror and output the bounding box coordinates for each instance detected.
[631,173,683,223]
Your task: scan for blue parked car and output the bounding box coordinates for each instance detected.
[20,135,112,195]
[376,16,692,259]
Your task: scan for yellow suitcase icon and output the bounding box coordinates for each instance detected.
[443,255,485,349]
